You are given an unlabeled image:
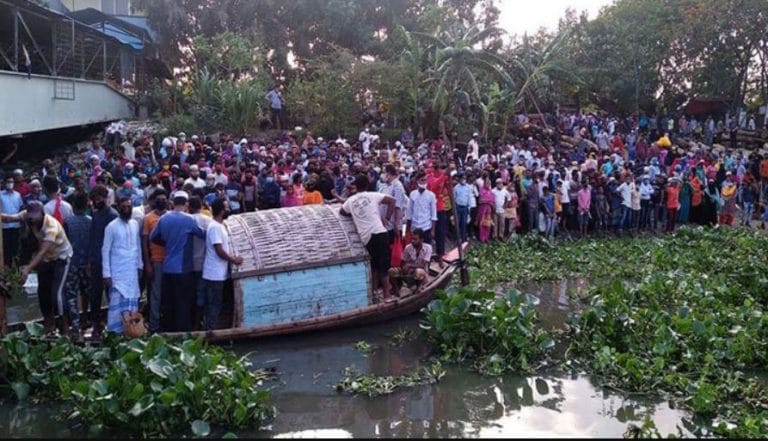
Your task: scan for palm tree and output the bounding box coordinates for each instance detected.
[491,29,576,139]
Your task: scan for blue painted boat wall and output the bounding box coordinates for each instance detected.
[238,261,372,327]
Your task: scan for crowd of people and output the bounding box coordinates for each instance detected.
[2,109,768,339]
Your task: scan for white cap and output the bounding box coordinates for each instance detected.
[189,164,199,171]
[191,134,199,140]
[125,162,134,169]
[12,169,22,176]
[317,137,324,142]
[173,190,189,200]
[240,138,248,144]
[472,132,479,137]
[178,132,186,138]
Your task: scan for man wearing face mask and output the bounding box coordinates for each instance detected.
[150,191,206,332]
[259,170,281,210]
[86,185,118,338]
[406,173,437,246]
[142,189,168,333]
[1,175,23,267]
[200,197,243,330]
[2,201,79,337]
[102,196,143,334]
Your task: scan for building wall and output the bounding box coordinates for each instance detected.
[0,70,134,136]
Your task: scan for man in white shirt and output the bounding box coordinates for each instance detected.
[42,175,73,222]
[184,165,206,189]
[201,198,242,330]
[102,196,143,334]
[466,132,480,164]
[615,175,635,233]
[379,164,408,242]
[406,173,437,245]
[491,178,510,240]
[341,175,397,302]
[359,127,372,154]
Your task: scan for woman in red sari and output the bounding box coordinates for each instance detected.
[476,178,495,243]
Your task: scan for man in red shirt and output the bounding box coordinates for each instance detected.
[427,163,450,263]
[665,178,680,232]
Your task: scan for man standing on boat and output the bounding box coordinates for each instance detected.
[340,175,397,302]
[379,164,407,243]
[150,190,206,332]
[102,196,143,334]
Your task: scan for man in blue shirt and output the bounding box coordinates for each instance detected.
[150,190,206,332]
[0,175,23,267]
[452,171,473,243]
[265,84,283,131]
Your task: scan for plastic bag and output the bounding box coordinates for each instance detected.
[122,311,147,338]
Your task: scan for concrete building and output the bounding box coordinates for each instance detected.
[0,0,167,140]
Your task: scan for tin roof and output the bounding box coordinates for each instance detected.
[225,204,369,279]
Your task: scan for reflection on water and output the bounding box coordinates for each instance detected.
[0,282,693,438]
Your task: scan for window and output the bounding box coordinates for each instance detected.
[116,0,130,15]
[101,0,130,15]
[101,0,115,14]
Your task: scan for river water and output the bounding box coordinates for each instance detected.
[0,280,697,438]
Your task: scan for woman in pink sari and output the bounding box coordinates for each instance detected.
[476,178,495,243]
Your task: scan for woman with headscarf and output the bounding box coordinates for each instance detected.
[476,178,495,243]
[719,173,737,226]
[702,180,720,226]
[678,173,692,225]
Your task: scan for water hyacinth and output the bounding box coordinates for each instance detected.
[446,226,768,437]
[0,324,275,438]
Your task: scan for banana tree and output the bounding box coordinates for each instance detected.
[411,23,511,140]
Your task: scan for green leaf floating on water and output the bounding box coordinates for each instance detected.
[11,382,29,401]
[191,420,210,437]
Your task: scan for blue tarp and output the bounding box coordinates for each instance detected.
[90,22,143,51]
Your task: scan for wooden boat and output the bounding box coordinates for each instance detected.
[6,204,466,342]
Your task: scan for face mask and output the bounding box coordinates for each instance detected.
[418,183,427,191]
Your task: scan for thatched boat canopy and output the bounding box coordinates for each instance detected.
[225,204,368,279]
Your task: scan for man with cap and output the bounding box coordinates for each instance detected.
[102,196,143,334]
[2,201,80,338]
[184,164,206,189]
[12,169,30,197]
[149,190,206,332]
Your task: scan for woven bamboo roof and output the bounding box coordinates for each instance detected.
[224,204,369,279]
